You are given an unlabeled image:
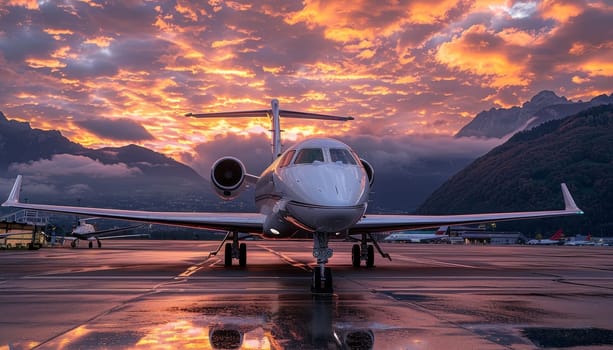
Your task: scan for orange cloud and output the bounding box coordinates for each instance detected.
[24,58,66,69]
[407,0,461,24]
[6,0,37,10]
[435,24,531,87]
[83,36,114,48]
[539,0,583,23]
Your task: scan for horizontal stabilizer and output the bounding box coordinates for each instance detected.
[186,109,353,121]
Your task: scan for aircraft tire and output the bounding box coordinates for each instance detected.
[311,268,321,292]
[311,267,334,293]
[88,241,93,249]
[224,243,232,267]
[71,241,76,249]
[351,244,361,267]
[239,243,247,267]
[324,267,333,292]
[366,245,374,268]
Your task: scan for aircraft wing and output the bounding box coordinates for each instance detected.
[74,224,146,238]
[2,176,266,234]
[350,183,583,233]
[0,232,29,239]
[97,233,150,239]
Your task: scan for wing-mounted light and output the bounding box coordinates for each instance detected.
[210,157,246,200]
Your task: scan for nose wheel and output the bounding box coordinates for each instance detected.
[312,232,334,293]
[312,265,333,293]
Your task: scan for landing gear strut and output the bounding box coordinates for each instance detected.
[351,233,392,268]
[210,231,247,267]
[312,232,334,293]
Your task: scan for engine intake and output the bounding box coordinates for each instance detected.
[360,158,374,186]
[211,157,246,200]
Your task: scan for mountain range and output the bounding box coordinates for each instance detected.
[420,104,613,235]
[1,90,612,236]
[0,112,221,213]
[456,91,613,138]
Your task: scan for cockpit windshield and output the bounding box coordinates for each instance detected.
[330,148,357,165]
[294,148,324,164]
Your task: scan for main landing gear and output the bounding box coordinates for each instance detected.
[87,238,102,249]
[70,238,102,249]
[210,231,247,267]
[351,233,392,268]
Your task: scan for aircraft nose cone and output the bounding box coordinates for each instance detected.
[288,164,367,206]
[282,164,368,232]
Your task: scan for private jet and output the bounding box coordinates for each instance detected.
[2,100,584,293]
[526,229,565,245]
[383,226,449,243]
[63,218,147,248]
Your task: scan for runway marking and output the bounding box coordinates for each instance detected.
[257,244,311,271]
[176,256,213,278]
[392,255,484,269]
[21,275,174,280]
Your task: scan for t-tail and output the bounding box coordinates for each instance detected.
[186,99,354,160]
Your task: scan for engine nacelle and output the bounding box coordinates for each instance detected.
[211,156,246,200]
[360,158,374,186]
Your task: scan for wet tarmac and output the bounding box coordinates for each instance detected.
[1,240,612,349]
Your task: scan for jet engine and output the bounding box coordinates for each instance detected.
[360,159,374,186]
[210,156,246,200]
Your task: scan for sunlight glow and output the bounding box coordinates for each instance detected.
[0,0,609,166]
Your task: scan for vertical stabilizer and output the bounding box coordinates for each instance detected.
[550,229,564,240]
[270,99,282,158]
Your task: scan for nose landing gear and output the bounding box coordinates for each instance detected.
[312,232,334,293]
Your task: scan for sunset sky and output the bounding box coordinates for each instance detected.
[1,0,612,175]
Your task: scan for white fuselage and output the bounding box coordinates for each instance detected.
[254,138,369,237]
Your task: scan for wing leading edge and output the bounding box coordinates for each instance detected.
[3,176,583,235]
[2,175,266,234]
[351,183,584,233]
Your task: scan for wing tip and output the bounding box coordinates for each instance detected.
[2,175,22,207]
[561,183,583,214]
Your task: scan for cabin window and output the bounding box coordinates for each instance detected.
[294,148,324,164]
[330,148,357,165]
[279,150,295,167]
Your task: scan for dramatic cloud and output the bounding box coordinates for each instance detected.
[0,0,610,163]
[9,154,142,178]
[75,118,154,141]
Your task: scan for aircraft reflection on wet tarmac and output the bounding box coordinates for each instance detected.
[137,296,373,349]
[38,295,381,349]
[2,241,613,349]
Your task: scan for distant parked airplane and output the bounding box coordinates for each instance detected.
[384,226,449,243]
[565,234,594,246]
[526,229,565,245]
[63,218,147,248]
[2,100,584,293]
